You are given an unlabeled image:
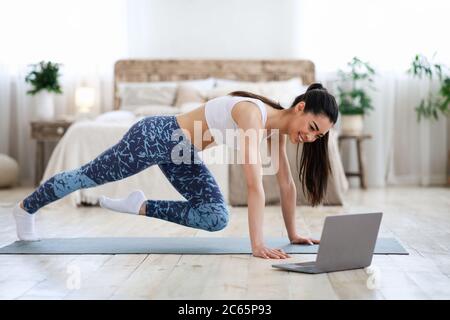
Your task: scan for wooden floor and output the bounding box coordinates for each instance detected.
[0,186,449,300]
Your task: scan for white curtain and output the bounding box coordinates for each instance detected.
[385,75,447,185]
[0,0,129,186]
[297,0,450,187]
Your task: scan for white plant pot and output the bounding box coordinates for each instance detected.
[341,115,364,135]
[35,90,55,120]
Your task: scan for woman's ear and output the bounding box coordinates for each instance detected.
[295,101,305,113]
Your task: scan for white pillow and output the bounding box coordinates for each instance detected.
[215,77,304,86]
[132,105,182,117]
[208,77,307,107]
[259,78,307,107]
[215,78,257,87]
[117,78,215,109]
[180,77,215,92]
[95,110,136,123]
[118,81,178,89]
[118,84,177,108]
[206,82,262,99]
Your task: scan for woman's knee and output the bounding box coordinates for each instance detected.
[191,201,229,232]
[209,203,229,232]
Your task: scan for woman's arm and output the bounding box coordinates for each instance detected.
[271,134,297,240]
[271,134,320,245]
[233,102,289,259]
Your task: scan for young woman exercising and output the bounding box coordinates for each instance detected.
[13,83,338,259]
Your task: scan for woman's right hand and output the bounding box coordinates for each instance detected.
[252,245,291,259]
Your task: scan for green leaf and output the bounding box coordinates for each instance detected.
[24,60,63,96]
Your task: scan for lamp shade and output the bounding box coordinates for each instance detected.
[75,87,95,113]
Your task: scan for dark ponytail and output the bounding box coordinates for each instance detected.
[296,83,338,206]
[228,83,339,206]
[298,132,330,206]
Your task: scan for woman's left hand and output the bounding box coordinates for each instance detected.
[289,235,320,245]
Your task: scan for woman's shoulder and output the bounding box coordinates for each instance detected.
[231,100,265,128]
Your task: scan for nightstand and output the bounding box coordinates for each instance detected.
[30,119,73,186]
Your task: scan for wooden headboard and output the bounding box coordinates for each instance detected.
[113,59,315,109]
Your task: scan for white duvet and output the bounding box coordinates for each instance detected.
[41,112,229,209]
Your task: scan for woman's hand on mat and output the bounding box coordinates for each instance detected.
[252,245,291,259]
[289,235,320,245]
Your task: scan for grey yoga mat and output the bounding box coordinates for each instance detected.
[0,237,408,255]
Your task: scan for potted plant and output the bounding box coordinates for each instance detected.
[407,54,449,121]
[336,57,376,135]
[25,61,63,120]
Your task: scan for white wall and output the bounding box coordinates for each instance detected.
[126,0,301,59]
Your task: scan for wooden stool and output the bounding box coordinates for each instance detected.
[338,134,372,189]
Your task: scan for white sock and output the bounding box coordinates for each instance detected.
[12,203,40,241]
[99,190,146,215]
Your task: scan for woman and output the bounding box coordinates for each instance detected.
[13,83,338,259]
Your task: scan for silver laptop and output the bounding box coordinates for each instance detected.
[272,212,383,274]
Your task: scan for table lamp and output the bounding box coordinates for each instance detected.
[75,86,95,119]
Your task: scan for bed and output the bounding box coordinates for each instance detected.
[42,59,348,208]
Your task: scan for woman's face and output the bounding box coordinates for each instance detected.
[287,101,333,144]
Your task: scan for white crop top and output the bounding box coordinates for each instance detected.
[204,95,268,149]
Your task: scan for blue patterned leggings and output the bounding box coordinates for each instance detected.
[23,116,229,232]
